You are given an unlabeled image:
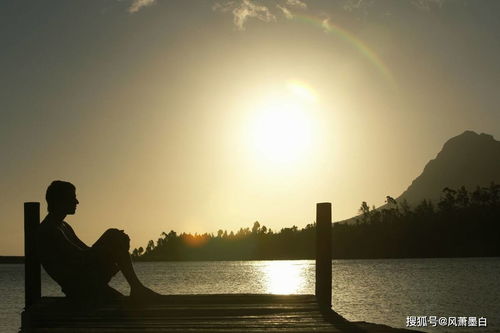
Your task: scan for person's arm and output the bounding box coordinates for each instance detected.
[61,222,90,250]
[53,226,89,264]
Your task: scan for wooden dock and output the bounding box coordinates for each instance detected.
[21,294,419,333]
[22,294,346,332]
[20,203,420,333]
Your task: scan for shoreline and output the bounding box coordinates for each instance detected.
[0,256,24,264]
[2,256,499,264]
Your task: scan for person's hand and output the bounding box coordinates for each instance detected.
[120,230,130,242]
[108,228,130,240]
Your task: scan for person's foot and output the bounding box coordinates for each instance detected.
[102,285,125,300]
[130,285,162,302]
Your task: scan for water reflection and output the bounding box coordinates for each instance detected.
[5,259,500,332]
[259,260,306,294]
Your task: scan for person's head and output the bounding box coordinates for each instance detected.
[45,180,79,215]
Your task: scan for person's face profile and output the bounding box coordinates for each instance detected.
[61,189,79,215]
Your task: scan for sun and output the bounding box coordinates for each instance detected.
[246,80,318,166]
[250,99,312,164]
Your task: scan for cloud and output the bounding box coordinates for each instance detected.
[412,0,446,11]
[213,0,453,30]
[285,0,307,9]
[343,0,371,12]
[277,5,293,19]
[128,0,156,13]
[213,0,307,30]
[213,0,277,31]
[321,17,331,32]
[277,0,306,19]
[341,0,446,12]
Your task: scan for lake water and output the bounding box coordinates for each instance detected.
[1,257,499,333]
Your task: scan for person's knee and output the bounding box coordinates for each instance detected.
[102,229,130,252]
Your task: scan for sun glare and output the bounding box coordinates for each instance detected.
[246,81,318,166]
[286,80,317,102]
[261,261,305,294]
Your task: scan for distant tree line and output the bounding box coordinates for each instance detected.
[132,183,500,261]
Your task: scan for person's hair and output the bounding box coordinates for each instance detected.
[46,180,76,213]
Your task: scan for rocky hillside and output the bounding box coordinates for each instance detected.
[398,130,500,205]
[337,130,500,223]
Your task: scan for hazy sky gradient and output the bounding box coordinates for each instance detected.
[1,0,499,255]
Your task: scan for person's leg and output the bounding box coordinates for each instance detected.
[92,229,161,299]
[64,259,123,302]
[112,242,142,289]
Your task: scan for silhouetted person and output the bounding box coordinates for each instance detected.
[38,180,161,301]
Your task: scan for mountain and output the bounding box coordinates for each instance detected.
[397,130,500,205]
[337,130,500,223]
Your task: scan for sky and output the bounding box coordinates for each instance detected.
[1,0,499,255]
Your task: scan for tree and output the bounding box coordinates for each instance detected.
[386,196,397,206]
[146,240,155,253]
[252,221,261,234]
[359,201,370,215]
[132,184,500,262]
[456,186,469,207]
[359,201,371,223]
[398,199,411,215]
[439,187,457,210]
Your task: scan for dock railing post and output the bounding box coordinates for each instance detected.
[315,202,332,308]
[24,202,41,308]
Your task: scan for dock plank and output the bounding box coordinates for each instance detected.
[22,294,346,332]
[22,294,422,332]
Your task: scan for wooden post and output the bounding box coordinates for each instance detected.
[315,202,332,308]
[24,202,41,308]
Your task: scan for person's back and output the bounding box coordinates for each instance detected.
[38,215,90,296]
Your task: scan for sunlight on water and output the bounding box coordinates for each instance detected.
[259,260,305,294]
[2,258,500,332]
